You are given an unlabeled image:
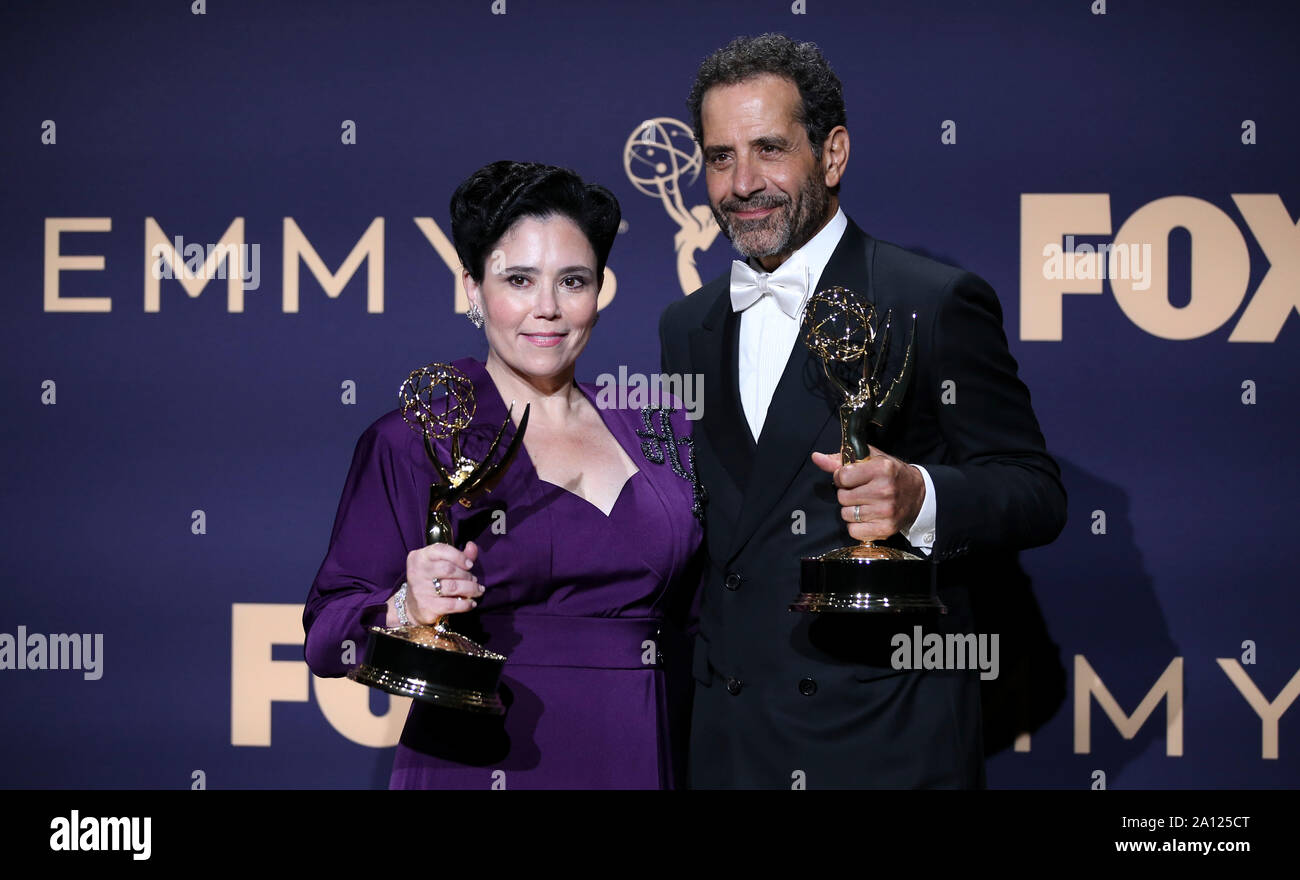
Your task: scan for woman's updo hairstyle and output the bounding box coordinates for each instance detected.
[449,160,622,286]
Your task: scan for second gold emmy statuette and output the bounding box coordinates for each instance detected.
[790,287,946,614]
[350,363,530,712]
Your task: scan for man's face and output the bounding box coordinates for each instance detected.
[699,73,833,266]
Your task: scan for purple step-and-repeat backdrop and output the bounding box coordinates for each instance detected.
[2,0,1296,789]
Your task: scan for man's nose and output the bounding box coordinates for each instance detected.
[731,153,764,199]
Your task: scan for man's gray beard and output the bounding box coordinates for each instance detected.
[713,172,832,261]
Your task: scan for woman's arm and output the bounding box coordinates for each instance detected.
[303,417,421,677]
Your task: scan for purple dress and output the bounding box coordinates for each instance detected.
[304,357,705,789]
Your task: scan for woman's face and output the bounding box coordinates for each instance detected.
[466,213,600,385]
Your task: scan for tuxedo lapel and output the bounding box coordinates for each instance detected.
[723,219,876,563]
[689,283,754,491]
[814,217,874,301]
[686,282,752,561]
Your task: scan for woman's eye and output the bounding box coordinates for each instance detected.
[508,274,528,287]
[562,276,586,289]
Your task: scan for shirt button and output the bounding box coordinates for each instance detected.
[798,678,818,696]
[924,532,935,543]
[724,572,742,591]
[725,677,744,695]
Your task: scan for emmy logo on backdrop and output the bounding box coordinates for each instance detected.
[624,117,721,294]
[350,363,530,713]
[790,287,946,614]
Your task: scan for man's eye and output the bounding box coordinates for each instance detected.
[708,154,731,167]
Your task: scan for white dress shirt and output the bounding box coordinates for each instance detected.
[732,206,937,555]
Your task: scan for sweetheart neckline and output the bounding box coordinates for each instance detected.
[534,468,641,519]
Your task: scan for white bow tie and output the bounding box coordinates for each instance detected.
[729,257,810,319]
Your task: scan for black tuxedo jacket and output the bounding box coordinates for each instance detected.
[659,217,1067,788]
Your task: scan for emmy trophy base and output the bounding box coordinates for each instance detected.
[349,625,506,714]
[791,543,947,613]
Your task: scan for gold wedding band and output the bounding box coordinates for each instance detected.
[853,505,861,523]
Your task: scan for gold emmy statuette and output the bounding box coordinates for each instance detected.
[349,363,530,713]
[790,287,946,614]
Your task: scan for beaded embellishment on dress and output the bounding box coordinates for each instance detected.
[634,407,707,521]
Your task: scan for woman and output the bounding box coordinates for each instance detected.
[303,160,705,789]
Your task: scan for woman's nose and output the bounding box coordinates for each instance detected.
[533,286,560,317]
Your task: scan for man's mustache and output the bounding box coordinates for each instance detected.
[720,195,790,215]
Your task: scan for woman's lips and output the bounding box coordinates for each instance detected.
[523,332,566,348]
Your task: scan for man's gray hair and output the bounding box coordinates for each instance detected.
[686,33,847,161]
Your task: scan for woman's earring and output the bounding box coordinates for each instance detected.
[467,302,484,328]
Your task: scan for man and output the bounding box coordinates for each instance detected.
[659,33,1067,788]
